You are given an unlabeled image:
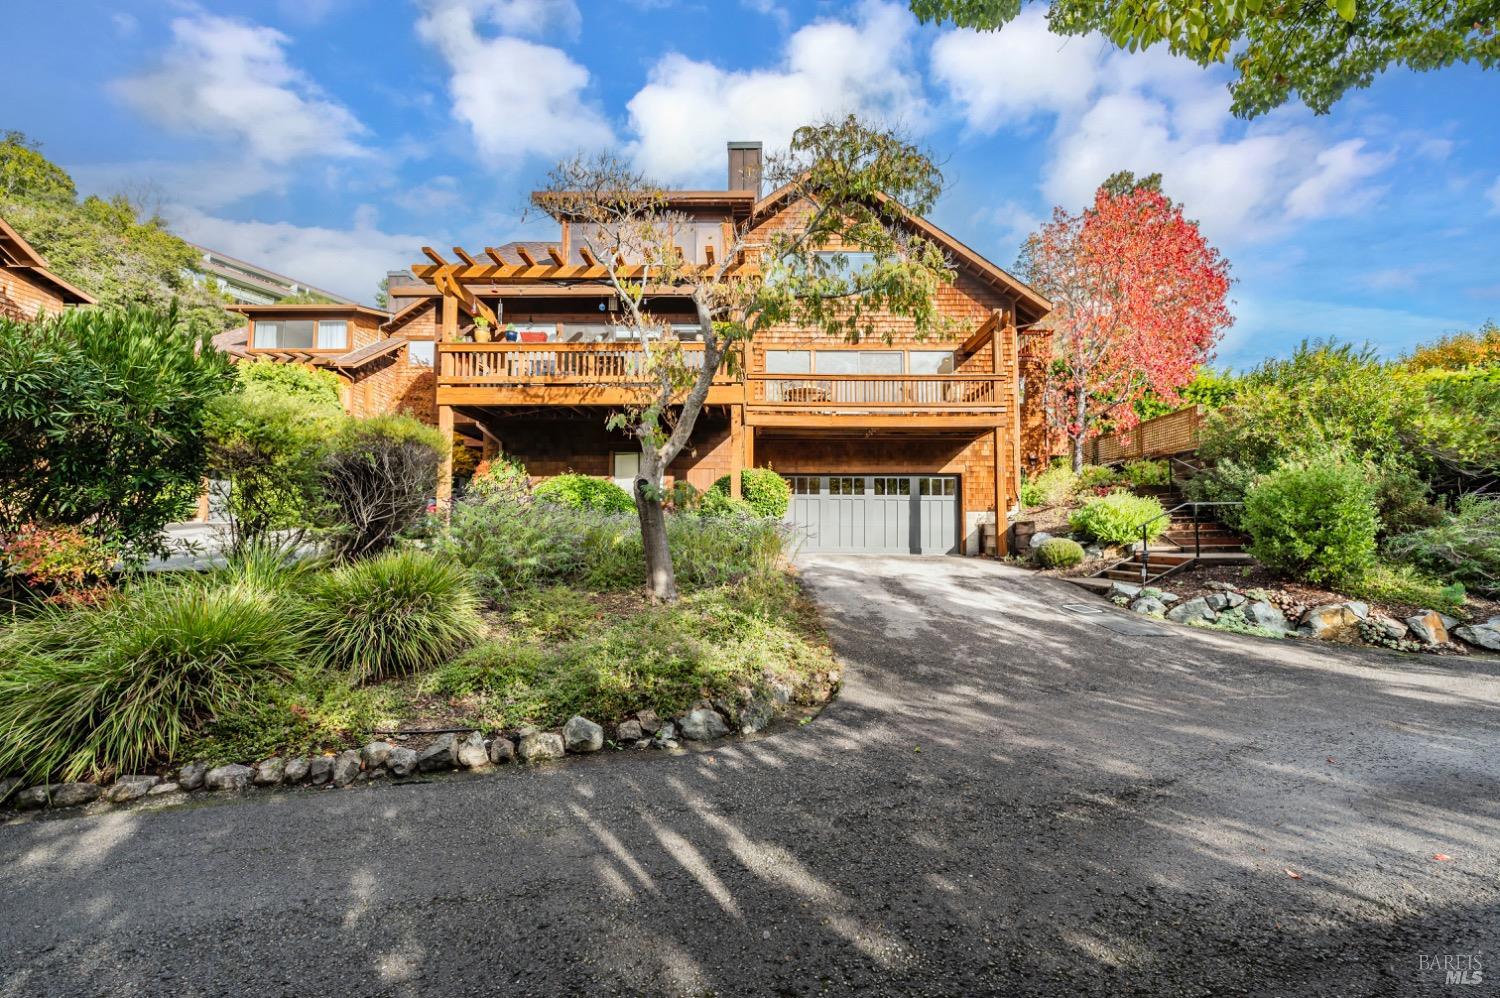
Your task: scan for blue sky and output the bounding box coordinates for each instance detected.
[4,0,1498,368]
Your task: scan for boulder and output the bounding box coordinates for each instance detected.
[487,736,515,765]
[283,757,311,784]
[1028,531,1054,550]
[147,781,180,797]
[1165,597,1217,625]
[1223,591,1246,609]
[1204,581,1238,592]
[416,734,459,772]
[1204,593,1232,611]
[616,719,644,743]
[634,709,662,734]
[204,764,254,792]
[332,750,362,786]
[12,787,51,811]
[563,716,604,753]
[253,758,285,786]
[177,761,208,791]
[1243,601,1292,634]
[653,721,679,748]
[517,731,565,763]
[679,708,729,742]
[1346,601,1370,621]
[1108,581,1143,601]
[1368,616,1410,642]
[309,755,334,785]
[1405,610,1450,645]
[387,746,419,777]
[361,741,394,771]
[456,731,489,768]
[1152,591,1181,605]
[108,775,159,803]
[0,777,21,806]
[1454,617,1500,651]
[1129,596,1167,616]
[738,698,775,735]
[52,782,103,807]
[1298,603,1363,642]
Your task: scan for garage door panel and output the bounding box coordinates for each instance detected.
[787,474,958,555]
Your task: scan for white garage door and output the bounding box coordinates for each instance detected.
[785,475,959,554]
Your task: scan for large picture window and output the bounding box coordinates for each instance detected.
[252,319,348,350]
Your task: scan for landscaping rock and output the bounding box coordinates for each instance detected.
[487,736,515,765]
[654,721,678,747]
[616,719,644,743]
[765,680,794,705]
[253,758,285,786]
[1152,591,1181,605]
[1129,595,1167,616]
[1406,610,1450,645]
[1299,603,1363,642]
[1166,597,1217,625]
[13,787,51,811]
[205,764,254,792]
[517,731,565,763]
[563,716,604,753]
[679,708,730,742]
[109,775,159,803]
[635,709,662,734]
[417,734,459,772]
[1084,545,1103,560]
[177,761,208,791]
[1205,581,1239,592]
[283,757,310,784]
[1454,617,1500,651]
[1205,593,1232,611]
[309,756,334,785]
[739,698,774,735]
[1223,591,1246,609]
[331,750,362,786]
[1369,616,1410,642]
[456,731,489,768]
[1028,531,1053,549]
[147,782,180,797]
[1346,601,1370,621]
[0,777,21,806]
[361,741,394,771]
[387,746,418,777]
[1108,581,1143,601]
[1243,601,1292,634]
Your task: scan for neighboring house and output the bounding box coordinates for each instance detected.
[0,214,94,320]
[215,303,436,422]
[411,143,1053,556]
[191,244,355,306]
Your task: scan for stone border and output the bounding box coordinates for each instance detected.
[0,672,840,816]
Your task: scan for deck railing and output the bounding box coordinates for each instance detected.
[438,342,735,385]
[748,375,1000,407]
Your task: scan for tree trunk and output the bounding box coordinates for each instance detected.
[634,460,677,601]
[1071,381,1088,472]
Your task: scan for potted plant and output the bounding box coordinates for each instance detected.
[473,315,493,343]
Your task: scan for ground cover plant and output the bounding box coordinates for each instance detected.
[1070,491,1168,546]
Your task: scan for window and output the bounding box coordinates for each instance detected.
[408,341,435,367]
[814,350,903,374]
[789,476,819,495]
[670,324,704,341]
[316,320,348,350]
[766,350,812,374]
[919,477,956,497]
[908,350,954,374]
[252,319,315,349]
[612,452,640,494]
[873,477,911,496]
[814,251,876,280]
[828,477,865,496]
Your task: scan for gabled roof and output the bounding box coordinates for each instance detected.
[0,215,95,305]
[382,296,436,333]
[751,181,1052,319]
[228,303,390,322]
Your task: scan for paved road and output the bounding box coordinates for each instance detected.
[3,557,1498,997]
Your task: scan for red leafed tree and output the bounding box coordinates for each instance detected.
[1020,176,1233,470]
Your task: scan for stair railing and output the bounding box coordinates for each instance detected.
[1135,501,1243,584]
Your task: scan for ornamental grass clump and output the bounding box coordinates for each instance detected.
[307,549,484,683]
[0,575,304,782]
[1070,492,1167,546]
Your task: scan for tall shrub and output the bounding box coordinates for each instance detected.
[1069,492,1167,545]
[709,469,792,518]
[322,415,447,560]
[1242,457,1378,585]
[0,305,235,554]
[533,473,636,514]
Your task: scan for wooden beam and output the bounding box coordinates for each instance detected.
[547,245,565,266]
[958,309,1001,360]
[453,247,478,268]
[993,425,1010,556]
[436,405,455,513]
[729,404,744,499]
[515,245,537,267]
[704,244,716,266]
[744,412,1004,430]
[484,246,507,267]
[577,245,598,267]
[441,293,458,343]
[422,246,447,266]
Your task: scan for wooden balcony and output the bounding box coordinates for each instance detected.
[436,343,1008,427]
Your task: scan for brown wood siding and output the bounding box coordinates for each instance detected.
[0,267,67,321]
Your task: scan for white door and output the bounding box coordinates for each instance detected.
[612,452,640,495]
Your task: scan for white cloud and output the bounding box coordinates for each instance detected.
[1487,175,1500,215]
[112,15,367,164]
[416,0,611,164]
[626,1,927,185]
[167,206,432,305]
[932,9,1394,243]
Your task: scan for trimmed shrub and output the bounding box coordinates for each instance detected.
[532,473,636,514]
[709,468,792,518]
[1035,537,1085,568]
[699,490,757,518]
[236,358,342,408]
[1,524,116,592]
[1074,465,1122,492]
[307,549,484,683]
[1070,492,1167,545]
[1122,459,1172,488]
[1242,457,1378,585]
[0,575,303,782]
[1020,464,1077,508]
[322,415,448,560]
[1384,495,1499,597]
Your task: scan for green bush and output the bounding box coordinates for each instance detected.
[1384,495,1499,597]
[1020,464,1077,508]
[235,358,343,409]
[709,468,791,518]
[322,415,448,560]
[0,574,303,781]
[1242,457,1378,585]
[0,304,235,556]
[1069,492,1167,545]
[1122,459,1172,488]
[532,473,636,514]
[307,549,483,683]
[467,456,531,505]
[699,489,757,518]
[1035,537,1085,568]
[1074,465,1123,492]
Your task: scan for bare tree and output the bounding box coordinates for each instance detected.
[534,116,955,600]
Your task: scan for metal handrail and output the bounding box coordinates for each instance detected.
[1136,501,1242,584]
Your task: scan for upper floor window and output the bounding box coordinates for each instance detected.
[815,350,902,375]
[813,251,876,281]
[252,319,348,351]
[908,350,955,374]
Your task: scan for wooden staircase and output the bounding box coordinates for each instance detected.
[1092,483,1248,586]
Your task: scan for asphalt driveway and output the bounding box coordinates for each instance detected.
[2,556,1498,997]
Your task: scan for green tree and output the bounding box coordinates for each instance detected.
[0,305,236,555]
[0,130,76,203]
[909,0,1500,117]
